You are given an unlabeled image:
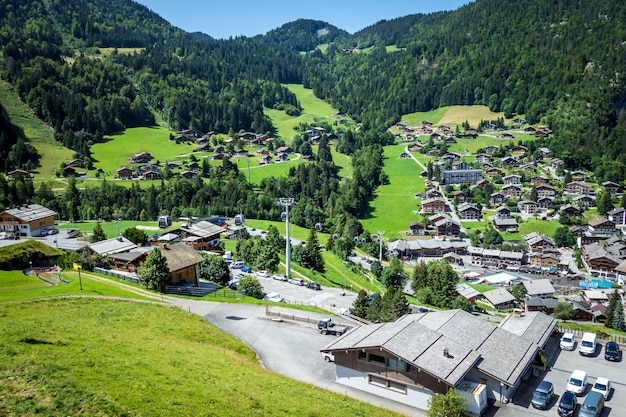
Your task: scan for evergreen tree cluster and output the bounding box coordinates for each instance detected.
[350,287,410,323]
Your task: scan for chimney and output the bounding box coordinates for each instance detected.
[443,347,450,358]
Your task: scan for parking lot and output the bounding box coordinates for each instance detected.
[495,335,624,417]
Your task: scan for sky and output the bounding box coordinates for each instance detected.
[135,0,472,39]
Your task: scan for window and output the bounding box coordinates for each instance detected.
[368,375,407,394]
[388,358,406,371]
[358,350,366,360]
[369,353,385,365]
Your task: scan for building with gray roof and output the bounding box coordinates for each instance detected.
[321,310,556,412]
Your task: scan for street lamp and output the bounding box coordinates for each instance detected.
[277,198,295,280]
[377,230,385,263]
[207,200,211,218]
[342,261,348,296]
[246,159,251,182]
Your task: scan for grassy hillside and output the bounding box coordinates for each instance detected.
[0,298,400,417]
[265,84,356,141]
[0,81,74,178]
[401,105,509,129]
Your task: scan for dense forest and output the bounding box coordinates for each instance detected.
[1,0,626,223]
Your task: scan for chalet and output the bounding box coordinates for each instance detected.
[302,154,315,162]
[441,169,483,184]
[500,156,519,166]
[531,176,549,186]
[188,162,200,171]
[517,200,538,215]
[64,158,82,168]
[536,184,557,198]
[407,222,426,236]
[588,218,618,237]
[536,197,553,209]
[451,161,469,171]
[109,248,149,274]
[493,218,518,232]
[421,198,446,213]
[179,170,197,179]
[426,189,443,199]
[130,152,153,164]
[472,179,490,190]
[195,143,212,152]
[409,143,423,152]
[534,130,549,138]
[63,165,76,176]
[528,253,560,271]
[173,220,227,251]
[607,207,626,226]
[483,122,497,130]
[326,133,339,141]
[167,161,181,169]
[238,132,256,141]
[399,152,411,159]
[445,136,457,144]
[116,167,133,179]
[7,169,31,180]
[433,216,461,237]
[453,190,467,203]
[426,149,440,157]
[565,181,592,195]
[88,236,137,256]
[321,310,556,411]
[457,202,481,220]
[387,239,467,259]
[523,297,558,314]
[0,204,57,237]
[275,146,294,154]
[499,133,514,139]
[142,169,160,180]
[495,206,511,219]
[512,118,526,125]
[484,145,499,154]
[486,167,503,178]
[524,232,557,253]
[158,242,205,286]
[442,152,461,162]
[211,152,225,160]
[573,194,595,209]
[550,159,564,169]
[570,171,587,181]
[538,147,551,158]
[502,184,522,198]
[234,149,248,158]
[275,152,289,162]
[522,278,556,299]
[490,192,506,205]
[582,243,621,272]
[469,248,524,268]
[519,162,536,172]
[561,204,582,217]
[602,181,622,194]
[478,288,516,309]
[510,145,527,155]
[503,174,522,185]
[456,284,479,303]
[259,155,273,165]
[475,154,492,164]
[523,126,537,133]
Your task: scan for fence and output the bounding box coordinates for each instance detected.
[94,267,141,284]
[555,325,626,346]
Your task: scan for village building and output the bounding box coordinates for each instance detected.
[478,288,516,309]
[387,239,468,260]
[502,184,522,198]
[503,174,522,185]
[517,200,538,215]
[441,169,483,185]
[171,220,227,251]
[588,218,618,237]
[87,236,137,256]
[564,181,592,195]
[421,198,446,213]
[0,204,57,237]
[469,247,524,268]
[602,181,622,194]
[495,206,511,219]
[321,310,556,412]
[457,202,481,220]
[493,218,518,232]
[607,207,626,226]
[573,194,595,209]
[522,278,557,299]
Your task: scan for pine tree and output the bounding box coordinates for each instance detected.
[305,227,325,273]
[610,292,625,331]
[604,291,620,329]
[90,221,107,243]
[350,289,370,319]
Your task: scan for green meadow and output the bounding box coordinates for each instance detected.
[0,81,74,178]
[0,298,400,417]
[361,144,425,239]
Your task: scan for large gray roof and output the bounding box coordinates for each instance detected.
[3,204,56,222]
[88,236,137,256]
[323,309,555,388]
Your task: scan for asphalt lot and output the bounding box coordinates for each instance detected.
[495,335,625,417]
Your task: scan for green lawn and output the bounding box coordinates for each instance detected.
[265,84,356,141]
[361,144,425,239]
[56,220,179,238]
[518,217,561,236]
[91,126,195,174]
[0,298,400,417]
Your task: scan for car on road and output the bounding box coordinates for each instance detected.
[47,228,59,235]
[557,390,577,417]
[591,377,611,400]
[241,266,252,273]
[305,282,321,290]
[66,229,80,238]
[579,332,597,356]
[560,332,576,350]
[566,369,588,396]
[604,341,621,361]
[579,390,604,417]
[288,278,304,286]
[531,380,554,409]
[256,270,270,278]
[263,292,284,302]
[272,274,287,281]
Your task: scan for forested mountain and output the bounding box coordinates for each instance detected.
[1,0,626,220]
[0,103,39,173]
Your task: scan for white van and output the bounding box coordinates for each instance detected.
[579,332,597,356]
[231,261,244,269]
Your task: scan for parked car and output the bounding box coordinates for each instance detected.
[560,332,576,351]
[604,341,621,361]
[532,380,554,409]
[578,391,604,417]
[321,352,335,362]
[566,369,588,396]
[256,270,270,278]
[241,266,252,273]
[579,332,597,356]
[47,228,59,235]
[272,274,287,281]
[66,229,80,238]
[591,377,611,400]
[557,390,578,417]
[305,282,321,290]
[288,278,304,286]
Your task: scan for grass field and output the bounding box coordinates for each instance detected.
[56,220,178,238]
[265,84,356,141]
[91,126,195,174]
[361,144,425,239]
[0,298,400,417]
[0,81,74,178]
[401,105,509,129]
